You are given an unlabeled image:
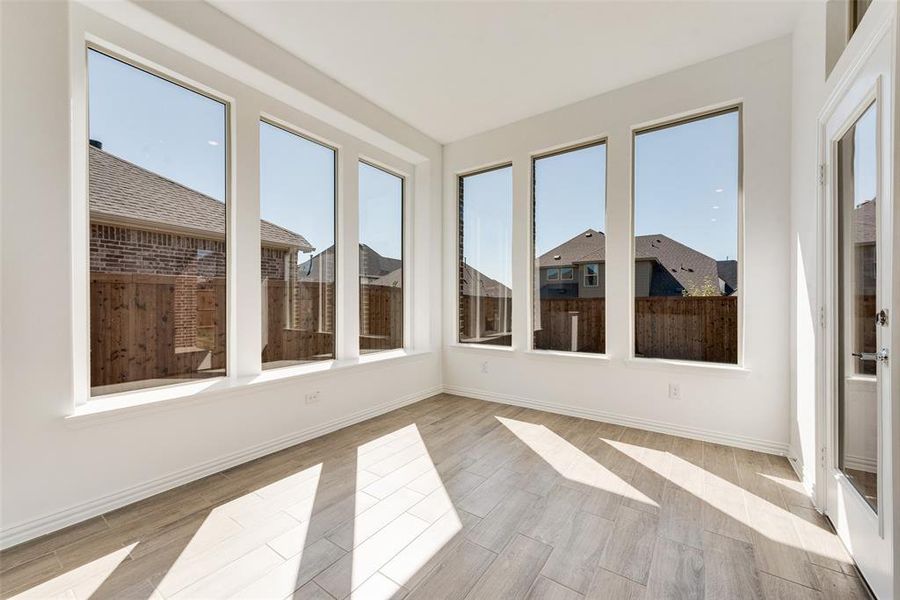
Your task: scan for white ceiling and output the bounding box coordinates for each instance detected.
[210,1,804,143]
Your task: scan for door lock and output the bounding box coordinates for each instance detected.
[852,348,889,363]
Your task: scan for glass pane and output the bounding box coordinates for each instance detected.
[88,49,227,396]
[459,166,513,346]
[359,162,403,353]
[260,122,335,369]
[838,101,878,513]
[533,143,607,353]
[633,109,739,363]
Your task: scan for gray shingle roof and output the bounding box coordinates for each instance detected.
[89,146,313,251]
[460,263,511,298]
[538,228,726,294]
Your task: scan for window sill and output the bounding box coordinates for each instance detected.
[67,349,431,428]
[447,343,516,354]
[525,349,611,363]
[624,357,750,377]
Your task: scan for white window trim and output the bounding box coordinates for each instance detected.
[547,268,560,281]
[559,267,574,281]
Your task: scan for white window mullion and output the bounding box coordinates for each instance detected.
[337,147,360,360]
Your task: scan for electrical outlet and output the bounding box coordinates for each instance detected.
[481,361,489,374]
[668,383,681,400]
[305,391,321,404]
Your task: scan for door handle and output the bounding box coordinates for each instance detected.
[852,348,889,363]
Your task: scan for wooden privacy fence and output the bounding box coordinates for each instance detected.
[535,296,738,363]
[360,284,403,352]
[91,272,226,387]
[459,295,513,344]
[262,280,335,363]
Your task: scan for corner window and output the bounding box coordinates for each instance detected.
[87,49,227,396]
[633,107,740,364]
[359,162,404,353]
[584,264,600,287]
[458,165,513,346]
[533,141,607,353]
[259,121,336,369]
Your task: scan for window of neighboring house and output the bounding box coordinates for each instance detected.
[459,165,513,346]
[359,161,404,353]
[633,107,740,364]
[87,48,227,397]
[533,141,607,354]
[584,264,599,287]
[259,120,336,369]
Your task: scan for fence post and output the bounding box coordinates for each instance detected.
[569,311,579,352]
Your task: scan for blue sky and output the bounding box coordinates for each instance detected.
[634,111,739,262]
[534,143,606,257]
[853,102,877,207]
[90,49,402,262]
[359,163,403,260]
[462,167,513,287]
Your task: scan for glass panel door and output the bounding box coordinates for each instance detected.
[836,101,879,513]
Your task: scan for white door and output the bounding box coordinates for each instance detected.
[820,18,894,600]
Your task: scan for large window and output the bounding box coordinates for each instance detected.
[259,121,336,369]
[533,142,607,354]
[359,162,404,353]
[459,165,513,346]
[633,108,740,364]
[87,49,227,396]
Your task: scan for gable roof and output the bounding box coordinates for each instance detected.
[854,199,876,244]
[538,228,725,293]
[460,263,512,298]
[89,146,313,251]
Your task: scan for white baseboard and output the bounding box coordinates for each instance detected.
[442,384,790,456]
[0,385,443,550]
[843,454,877,473]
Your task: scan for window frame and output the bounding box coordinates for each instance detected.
[456,162,514,346]
[559,267,574,281]
[358,157,407,354]
[583,263,600,288]
[530,137,609,355]
[258,116,340,369]
[82,43,234,400]
[547,268,560,281]
[629,103,744,366]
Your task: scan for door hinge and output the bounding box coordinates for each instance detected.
[818,163,826,186]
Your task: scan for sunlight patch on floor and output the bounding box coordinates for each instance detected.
[497,416,658,509]
[10,544,136,599]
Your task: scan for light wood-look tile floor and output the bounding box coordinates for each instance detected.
[0,395,872,600]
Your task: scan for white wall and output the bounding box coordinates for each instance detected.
[0,0,443,547]
[788,2,827,498]
[442,37,794,453]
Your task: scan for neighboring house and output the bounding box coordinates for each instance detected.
[458,262,512,341]
[537,228,736,299]
[89,142,312,351]
[298,243,401,285]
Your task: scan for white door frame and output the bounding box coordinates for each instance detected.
[816,9,896,599]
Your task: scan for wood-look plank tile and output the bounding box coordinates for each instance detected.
[646,537,704,600]
[598,505,659,585]
[313,513,429,599]
[657,482,704,549]
[540,510,613,594]
[349,572,407,600]
[584,568,646,600]
[0,517,108,573]
[702,530,763,600]
[404,540,495,600]
[407,470,486,524]
[526,576,584,600]
[327,487,424,551]
[788,506,854,575]
[466,534,551,600]
[810,565,870,600]
[169,544,283,599]
[466,488,539,553]
[517,484,586,545]
[747,506,819,589]
[759,572,821,599]
[382,509,481,591]
[288,581,335,600]
[0,552,62,597]
[231,538,345,599]
[456,468,523,518]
